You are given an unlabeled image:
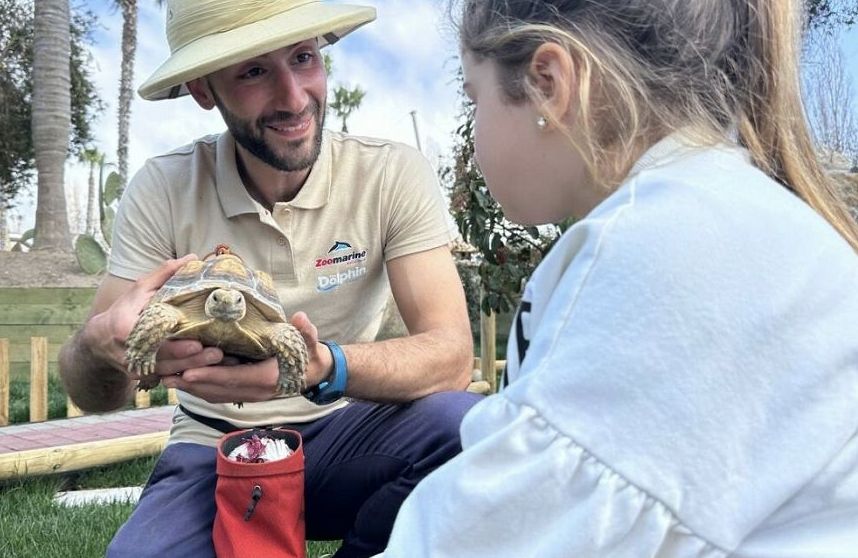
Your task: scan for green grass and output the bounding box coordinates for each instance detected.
[7,371,170,424]
[8,373,68,423]
[0,457,341,557]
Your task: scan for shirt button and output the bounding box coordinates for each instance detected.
[277,237,287,246]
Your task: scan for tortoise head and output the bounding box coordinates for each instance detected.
[205,288,246,322]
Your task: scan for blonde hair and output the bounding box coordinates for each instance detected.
[457,0,858,251]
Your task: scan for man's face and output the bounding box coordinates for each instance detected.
[205,40,327,172]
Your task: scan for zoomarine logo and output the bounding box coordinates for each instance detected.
[317,266,368,292]
[328,241,352,252]
[315,239,369,292]
[315,240,368,269]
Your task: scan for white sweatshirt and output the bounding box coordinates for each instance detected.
[379,136,858,557]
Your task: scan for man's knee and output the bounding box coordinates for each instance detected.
[409,390,483,450]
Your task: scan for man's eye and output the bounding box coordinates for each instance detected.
[240,67,265,79]
[296,52,315,64]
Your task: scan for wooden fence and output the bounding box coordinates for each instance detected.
[0,287,95,377]
[0,336,178,427]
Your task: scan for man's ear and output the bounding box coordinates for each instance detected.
[186,78,216,110]
[528,43,576,124]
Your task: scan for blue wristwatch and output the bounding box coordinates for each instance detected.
[304,341,348,405]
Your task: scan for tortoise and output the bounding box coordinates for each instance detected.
[125,244,308,397]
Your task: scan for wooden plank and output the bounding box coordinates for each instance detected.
[0,432,167,480]
[0,339,8,427]
[0,305,89,326]
[7,342,63,363]
[470,358,506,395]
[480,310,497,393]
[0,288,96,306]
[135,390,151,409]
[0,324,78,341]
[30,337,48,423]
[66,397,83,418]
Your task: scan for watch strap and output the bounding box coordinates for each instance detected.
[306,340,348,405]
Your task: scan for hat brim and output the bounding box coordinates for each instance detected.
[138,3,376,101]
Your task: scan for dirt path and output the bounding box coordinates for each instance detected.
[0,251,101,288]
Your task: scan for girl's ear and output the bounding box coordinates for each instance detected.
[187,78,216,110]
[528,43,575,124]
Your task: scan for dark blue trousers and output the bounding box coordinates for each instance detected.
[107,391,482,558]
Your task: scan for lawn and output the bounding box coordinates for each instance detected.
[0,456,340,557]
[5,370,171,425]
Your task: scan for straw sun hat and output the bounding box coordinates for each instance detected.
[138,0,376,101]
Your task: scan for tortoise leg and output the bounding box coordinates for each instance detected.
[125,302,182,391]
[267,322,309,397]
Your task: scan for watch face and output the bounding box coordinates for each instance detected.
[304,380,343,405]
[316,391,343,405]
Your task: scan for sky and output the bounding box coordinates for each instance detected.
[8,0,858,234]
[11,0,466,233]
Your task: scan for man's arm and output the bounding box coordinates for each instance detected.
[59,256,213,413]
[335,245,473,401]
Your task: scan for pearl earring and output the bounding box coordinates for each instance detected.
[536,116,548,130]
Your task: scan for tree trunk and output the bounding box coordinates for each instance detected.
[117,0,138,191]
[32,0,72,251]
[0,203,7,251]
[85,158,98,235]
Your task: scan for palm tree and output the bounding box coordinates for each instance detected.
[115,0,136,191]
[31,0,72,251]
[0,205,7,251]
[80,147,104,235]
[115,0,163,191]
[329,86,366,133]
[323,54,367,134]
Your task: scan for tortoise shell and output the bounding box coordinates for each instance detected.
[155,247,285,322]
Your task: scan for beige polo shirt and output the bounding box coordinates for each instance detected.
[110,130,456,446]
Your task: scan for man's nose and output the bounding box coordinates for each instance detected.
[273,67,310,115]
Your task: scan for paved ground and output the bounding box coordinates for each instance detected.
[0,406,174,454]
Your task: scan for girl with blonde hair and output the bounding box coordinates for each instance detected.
[379,1,858,556]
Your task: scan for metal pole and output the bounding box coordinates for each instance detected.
[410,110,424,154]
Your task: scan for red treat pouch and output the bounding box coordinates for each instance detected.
[213,428,305,558]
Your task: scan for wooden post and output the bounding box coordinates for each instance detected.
[480,309,497,393]
[30,337,48,423]
[167,388,179,406]
[67,397,83,418]
[135,389,151,409]
[0,339,9,426]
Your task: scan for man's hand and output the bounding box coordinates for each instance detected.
[84,255,206,376]
[289,311,334,388]
[159,311,333,403]
[60,254,216,412]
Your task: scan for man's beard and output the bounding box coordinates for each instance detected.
[212,90,326,172]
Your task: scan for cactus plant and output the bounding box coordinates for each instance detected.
[74,169,122,274]
[11,228,35,252]
[74,234,107,274]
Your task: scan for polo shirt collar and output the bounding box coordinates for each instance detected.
[290,130,332,210]
[215,129,333,218]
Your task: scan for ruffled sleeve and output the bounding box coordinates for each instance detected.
[379,395,725,558]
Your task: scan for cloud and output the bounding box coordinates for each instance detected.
[20,0,467,232]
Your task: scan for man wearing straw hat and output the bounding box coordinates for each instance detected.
[58,1,481,556]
